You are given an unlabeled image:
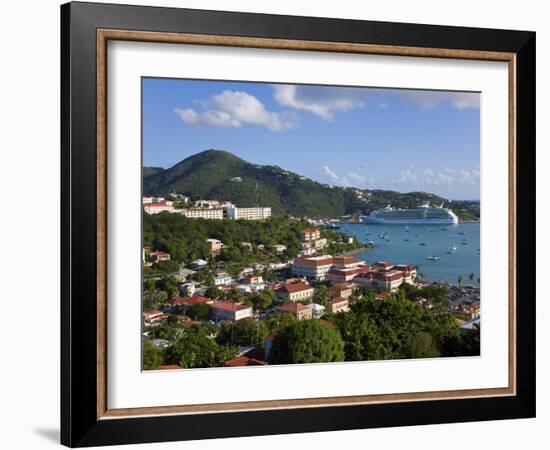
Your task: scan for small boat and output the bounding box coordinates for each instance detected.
[426,255,440,261]
[416,233,421,237]
[441,227,449,231]
[446,245,457,254]
[458,231,465,235]
[420,242,427,246]
[404,238,410,242]
[405,226,410,233]
[366,240,375,246]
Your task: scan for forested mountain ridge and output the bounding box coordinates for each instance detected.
[143,149,479,219]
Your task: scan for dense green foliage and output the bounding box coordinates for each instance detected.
[216,319,269,348]
[142,166,164,178]
[144,213,359,267]
[333,291,467,361]
[142,339,164,370]
[186,303,210,321]
[400,331,441,359]
[164,324,237,369]
[143,149,479,219]
[268,320,345,364]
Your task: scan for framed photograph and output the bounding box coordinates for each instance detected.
[61,2,536,447]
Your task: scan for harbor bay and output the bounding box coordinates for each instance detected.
[339,222,480,285]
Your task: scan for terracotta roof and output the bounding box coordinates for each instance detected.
[301,227,320,233]
[224,356,267,367]
[169,296,210,306]
[293,256,333,267]
[150,250,170,256]
[210,301,251,312]
[328,266,370,277]
[143,310,164,319]
[242,348,266,361]
[332,282,352,290]
[159,364,181,370]
[277,303,310,313]
[276,282,314,294]
[373,261,395,269]
[146,203,172,208]
[329,296,348,305]
[374,271,403,281]
[333,256,362,265]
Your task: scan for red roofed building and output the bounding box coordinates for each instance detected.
[210,301,253,322]
[275,282,314,302]
[224,355,267,367]
[327,297,350,313]
[277,303,313,320]
[372,261,395,271]
[393,264,418,283]
[331,283,353,299]
[149,250,171,262]
[143,310,165,324]
[159,364,182,370]
[372,270,405,291]
[466,301,480,319]
[291,255,334,280]
[332,256,363,269]
[327,265,370,284]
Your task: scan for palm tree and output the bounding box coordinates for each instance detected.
[469,273,475,282]
[457,275,463,286]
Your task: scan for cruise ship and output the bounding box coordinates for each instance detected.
[362,202,459,225]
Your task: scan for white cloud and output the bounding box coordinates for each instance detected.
[390,91,479,110]
[323,165,339,181]
[175,90,297,132]
[347,171,367,184]
[273,85,365,120]
[396,167,480,187]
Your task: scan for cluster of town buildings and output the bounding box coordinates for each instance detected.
[144,224,418,330]
[143,195,272,221]
[142,220,484,368]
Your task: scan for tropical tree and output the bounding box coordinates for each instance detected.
[187,302,210,321]
[268,320,345,364]
[457,275,463,286]
[142,339,164,370]
[165,326,236,368]
[251,289,275,311]
[399,331,440,359]
[313,285,331,307]
[217,319,269,347]
[205,286,222,299]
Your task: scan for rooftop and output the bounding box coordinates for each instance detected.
[276,282,314,294]
[169,296,210,306]
[294,256,334,267]
[277,303,310,313]
[333,256,362,265]
[210,301,251,312]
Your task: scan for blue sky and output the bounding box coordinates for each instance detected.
[143,78,480,200]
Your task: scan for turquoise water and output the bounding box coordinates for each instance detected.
[338,222,480,284]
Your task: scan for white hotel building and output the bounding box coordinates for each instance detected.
[226,207,271,220]
[180,208,224,220]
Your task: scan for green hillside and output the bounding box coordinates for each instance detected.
[143,166,164,178]
[143,149,478,219]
